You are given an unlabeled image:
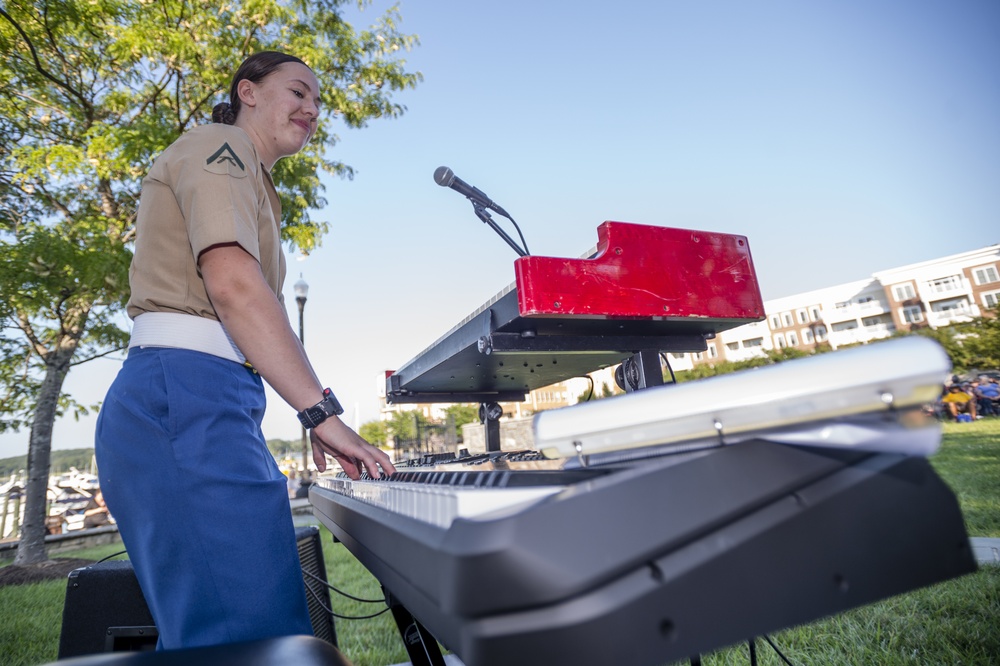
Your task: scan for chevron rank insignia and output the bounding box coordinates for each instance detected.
[204,142,247,177]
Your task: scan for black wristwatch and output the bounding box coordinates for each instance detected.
[297,388,344,429]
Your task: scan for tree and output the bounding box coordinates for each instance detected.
[441,404,478,432]
[762,346,811,363]
[907,325,973,373]
[385,409,421,442]
[677,344,836,383]
[265,438,299,459]
[0,0,420,565]
[953,307,1000,372]
[359,419,388,447]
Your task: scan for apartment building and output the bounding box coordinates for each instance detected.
[669,243,1000,372]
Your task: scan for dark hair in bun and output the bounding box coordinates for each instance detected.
[211,102,237,124]
[211,51,309,125]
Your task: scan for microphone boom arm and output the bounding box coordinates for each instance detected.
[471,201,529,257]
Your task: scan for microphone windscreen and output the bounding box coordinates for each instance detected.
[433,166,454,187]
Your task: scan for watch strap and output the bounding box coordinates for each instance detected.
[296,388,344,429]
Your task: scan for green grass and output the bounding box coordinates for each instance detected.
[322,534,409,666]
[0,579,66,666]
[0,545,129,666]
[678,566,1000,665]
[1,419,997,666]
[931,419,1000,537]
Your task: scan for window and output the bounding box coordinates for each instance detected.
[787,331,798,346]
[743,338,763,348]
[671,353,686,360]
[797,309,808,323]
[832,320,858,332]
[862,316,885,327]
[782,312,793,327]
[707,343,718,359]
[902,306,924,324]
[770,315,781,329]
[973,265,999,286]
[802,328,814,344]
[814,325,828,341]
[726,342,739,351]
[893,284,916,301]
[774,334,785,349]
[810,307,821,321]
[983,290,1000,309]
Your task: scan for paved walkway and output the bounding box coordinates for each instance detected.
[970,537,1000,565]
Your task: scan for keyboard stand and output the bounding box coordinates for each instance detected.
[386,590,447,666]
[478,401,503,452]
[616,349,666,392]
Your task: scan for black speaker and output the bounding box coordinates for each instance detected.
[57,559,158,657]
[57,526,337,658]
[295,525,337,647]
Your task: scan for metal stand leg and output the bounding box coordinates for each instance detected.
[385,590,446,666]
[615,349,665,392]
[479,401,503,452]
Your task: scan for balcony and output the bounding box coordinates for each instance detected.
[862,323,896,338]
[822,299,889,323]
[723,347,768,363]
[828,326,893,348]
[919,276,971,303]
[928,305,978,327]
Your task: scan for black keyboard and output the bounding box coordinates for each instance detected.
[310,440,976,666]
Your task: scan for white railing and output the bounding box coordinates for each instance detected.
[861,323,896,337]
[822,302,889,325]
[722,348,769,363]
[927,307,977,327]
[829,327,893,348]
[919,276,970,301]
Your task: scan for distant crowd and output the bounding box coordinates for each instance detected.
[285,468,312,499]
[931,374,1000,422]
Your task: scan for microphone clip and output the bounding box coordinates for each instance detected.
[471,202,528,258]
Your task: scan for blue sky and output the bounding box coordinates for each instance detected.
[2,0,998,459]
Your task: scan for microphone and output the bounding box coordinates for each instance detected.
[433,166,511,218]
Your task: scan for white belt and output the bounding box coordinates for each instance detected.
[129,312,247,365]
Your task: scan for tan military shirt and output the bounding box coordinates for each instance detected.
[127,124,286,320]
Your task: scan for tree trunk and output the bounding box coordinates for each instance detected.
[13,346,76,565]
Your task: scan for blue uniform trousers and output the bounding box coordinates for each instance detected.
[95,347,313,649]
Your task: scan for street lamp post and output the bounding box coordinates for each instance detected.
[294,275,309,473]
